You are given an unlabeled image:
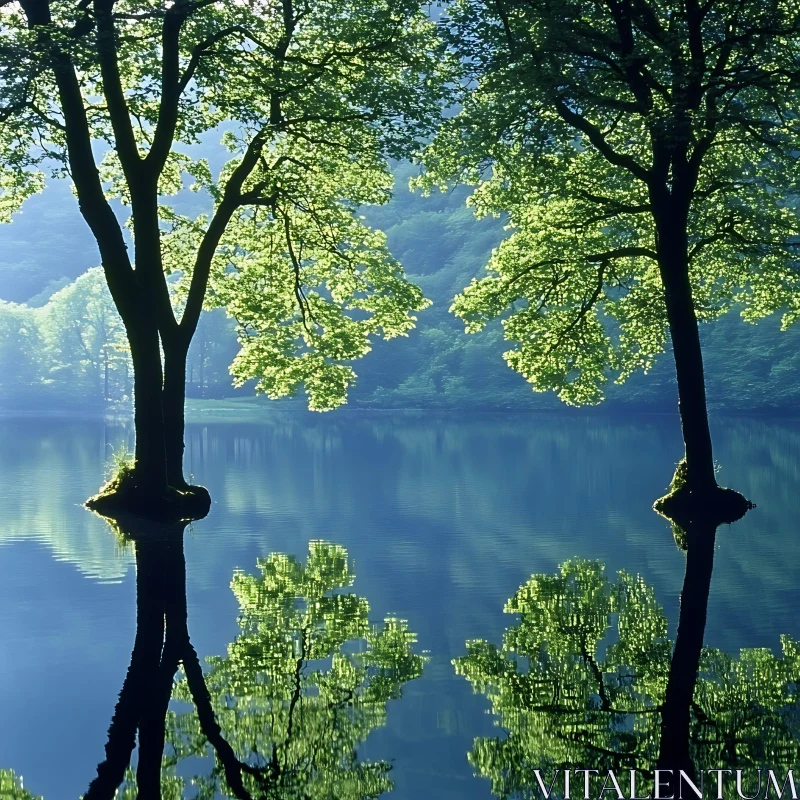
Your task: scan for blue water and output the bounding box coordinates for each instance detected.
[1,413,799,798]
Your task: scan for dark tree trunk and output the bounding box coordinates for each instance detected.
[655,204,717,494]
[128,323,169,494]
[657,523,717,785]
[163,342,189,489]
[84,531,169,800]
[88,315,210,520]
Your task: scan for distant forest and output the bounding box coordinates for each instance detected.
[1,161,798,414]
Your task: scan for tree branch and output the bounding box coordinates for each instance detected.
[145,3,187,175]
[179,131,269,340]
[19,0,137,319]
[553,99,651,183]
[93,0,141,175]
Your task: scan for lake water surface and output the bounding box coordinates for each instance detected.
[1,413,799,799]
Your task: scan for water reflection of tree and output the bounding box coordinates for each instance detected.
[456,527,800,799]
[168,540,425,800]
[84,523,424,799]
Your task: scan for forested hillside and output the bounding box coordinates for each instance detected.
[1,163,798,414]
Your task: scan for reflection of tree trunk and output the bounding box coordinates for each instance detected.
[84,523,250,800]
[657,523,717,782]
[134,534,184,797]
[84,531,168,800]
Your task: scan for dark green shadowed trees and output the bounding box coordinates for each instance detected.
[0,0,451,518]
[420,0,800,520]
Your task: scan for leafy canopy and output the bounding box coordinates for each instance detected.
[0,0,453,409]
[419,0,800,405]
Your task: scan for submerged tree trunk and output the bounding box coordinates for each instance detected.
[651,199,752,526]
[655,207,717,494]
[88,320,209,520]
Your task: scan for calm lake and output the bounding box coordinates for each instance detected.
[1,412,799,799]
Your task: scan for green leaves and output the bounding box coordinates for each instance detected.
[0,770,40,800]
[192,142,431,410]
[455,559,800,799]
[167,541,426,800]
[445,152,665,405]
[0,169,44,224]
[422,0,800,408]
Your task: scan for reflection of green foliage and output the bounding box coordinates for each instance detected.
[169,541,425,799]
[694,641,800,770]
[111,767,183,800]
[0,770,40,800]
[456,560,800,799]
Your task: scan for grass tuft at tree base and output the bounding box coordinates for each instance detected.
[85,459,210,523]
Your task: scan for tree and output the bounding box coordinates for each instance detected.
[83,526,424,800]
[454,549,800,799]
[419,0,800,518]
[0,301,45,402]
[0,0,449,518]
[39,268,130,403]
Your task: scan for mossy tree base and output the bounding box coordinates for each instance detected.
[653,459,753,536]
[86,467,211,523]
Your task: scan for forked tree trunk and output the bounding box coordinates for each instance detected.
[85,523,247,800]
[655,205,718,494]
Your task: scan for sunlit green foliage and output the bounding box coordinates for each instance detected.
[420,0,800,406]
[456,559,800,798]
[0,269,130,407]
[0,769,40,800]
[0,0,452,412]
[201,174,432,410]
[164,540,425,798]
[0,168,42,225]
